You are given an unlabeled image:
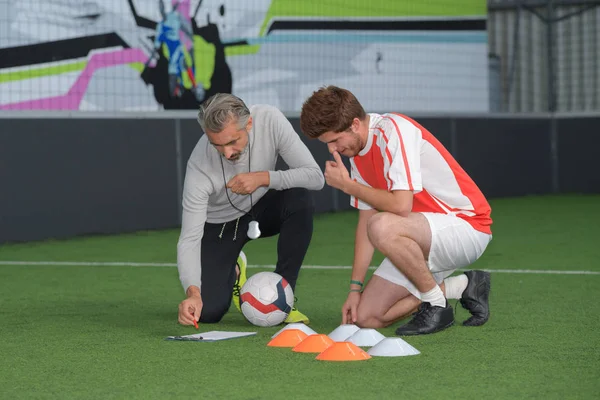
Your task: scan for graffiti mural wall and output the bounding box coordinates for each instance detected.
[0,0,489,113]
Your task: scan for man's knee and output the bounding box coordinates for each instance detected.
[355,315,384,329]
[367,212,402,248]
[354,308,385,329]
[367,213,424,254]
[199,302,229,323]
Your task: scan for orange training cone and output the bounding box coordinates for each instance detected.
[316,341,371,361]
[292,334,334,353]
[267,329,308,347]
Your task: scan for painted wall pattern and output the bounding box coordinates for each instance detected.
[0,0,489,113]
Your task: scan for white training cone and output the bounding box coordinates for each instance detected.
[271,323,317,339]
[345,328,386,347]
[327,324,360,342]
[367,337,421,357]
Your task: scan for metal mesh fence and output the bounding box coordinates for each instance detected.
[488,0,600,112]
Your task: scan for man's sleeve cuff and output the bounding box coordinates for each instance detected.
[268,170,282,190]
[182,278,202,294]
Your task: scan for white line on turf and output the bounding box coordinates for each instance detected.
[0,261,177,267]
[0,261,599,275]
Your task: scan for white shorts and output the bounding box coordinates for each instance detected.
[372,212,492,299]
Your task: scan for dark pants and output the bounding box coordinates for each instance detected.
[199,188,314,323]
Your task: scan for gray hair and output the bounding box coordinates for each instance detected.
[197,93,250,133]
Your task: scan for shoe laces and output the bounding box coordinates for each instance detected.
[410,303,436,327]
[232,284,240,297]
[232,263,242,297]
[232,275,241,297]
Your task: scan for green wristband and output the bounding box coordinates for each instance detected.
[350,280,363,287]
[349,288,362,293]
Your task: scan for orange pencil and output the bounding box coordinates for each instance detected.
[191,312,198,329]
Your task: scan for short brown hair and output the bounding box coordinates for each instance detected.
[300,86,366,139]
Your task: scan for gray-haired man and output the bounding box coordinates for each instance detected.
[176,93,325,327]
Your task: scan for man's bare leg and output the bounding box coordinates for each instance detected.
[380,281,449,323]
[356,276,448,329]
[367,212,437,296]
[354,276,414,328]
[366,212,455,335]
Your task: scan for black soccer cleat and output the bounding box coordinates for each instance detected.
[395,301,454,336]
[460,270,491,326]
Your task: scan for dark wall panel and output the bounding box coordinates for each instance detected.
[0,119,178,243]
[454,118,553,198]
[411,117,453,154]
[288,119,342,213]
[1,114,597,244]
[557,118,600,194]
[179,118,202,172]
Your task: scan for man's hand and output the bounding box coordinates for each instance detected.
[324,151,351,192]
[178,292,203,326]
[227,172,269,195]
[341,291,361,324]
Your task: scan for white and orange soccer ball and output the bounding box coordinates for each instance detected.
[239,272,294,327]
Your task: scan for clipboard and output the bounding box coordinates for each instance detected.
[165,331,257,342]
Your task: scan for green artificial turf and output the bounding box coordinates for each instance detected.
[1,195,599,399]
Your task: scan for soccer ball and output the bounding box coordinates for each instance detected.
[240,272,294,327]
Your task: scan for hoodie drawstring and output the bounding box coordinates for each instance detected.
[218,217,241,241]
[233,218,239,241]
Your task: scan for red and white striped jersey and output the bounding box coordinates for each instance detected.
[350,113,492,235]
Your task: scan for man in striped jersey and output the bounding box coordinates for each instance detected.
[300,86,493,336]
